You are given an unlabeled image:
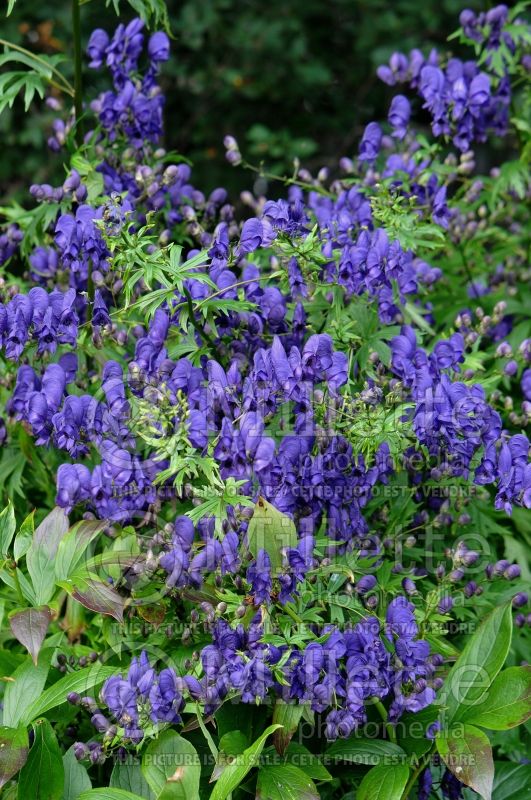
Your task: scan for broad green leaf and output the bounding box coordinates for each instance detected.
[0,650,24,674]
[3,649,52,727]
[9,606,51,665]
[0,502,16,557]
[211,732,248,782]
[256,764,319,799]
[55,520,107,582]
[437,724,493,800]
[246,497,297,573]
[78,791,145,800]
[142,730,200,799]
[461,666,531,730]
[0,724,28,788]
[218,731,248,756]
[492,761,531,799]
[283,743,332,781]
[442,604,512,723]
[22,663,117,724]
[326,737,406,766]
[17,719,64,800]
[62,745,92,800]
[14,511,35,561]
[26,507,69,605]
[110,763,154,798]
[357,763,410,800]
[272,701,305,755]
[209,724,282,800]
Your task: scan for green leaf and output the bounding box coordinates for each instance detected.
[78,791,146,800]
[209,724,282,800]
[58,575,125,622]
[17,719,64,800]
[0,724,29,788]
[14,511,35,561]
[55,520,107,582]
[461,666,531,730]
[62,745,92,800]
[26,507,69,605]
[110,763,154,798]
[9,606,51,665]
[142,730,200,799]
[326,737,406,766]
[437,724,493,800]
[492,761,531,799]
[3,649,51,727]
[0,502,16,557]
[246,497,297,573]
[272,701,305,755]
[218,731,248,756]
[22,663,117,724]
[442,604,512,724]
[357,763,410,800]
[283,743,332,781]
[211,732,248,782]
[256,764,319,799]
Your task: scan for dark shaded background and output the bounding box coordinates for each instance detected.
[0,0,487,198]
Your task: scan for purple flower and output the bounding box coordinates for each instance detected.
[92,290,112,327]
[388,95,411,139]
[238,219,263,255]
[87,29,110,68]
[359,122,382,163]
[148,32,170,63]
[247,550,272,604]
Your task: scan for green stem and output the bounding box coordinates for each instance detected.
[400,747,434,800]
[283,603,304,626]
[374,699,397,744]
[182,286,219,353]
[241,160,335,198]
[71,0,83,146]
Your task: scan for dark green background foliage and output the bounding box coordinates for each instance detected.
[0,0,487,197]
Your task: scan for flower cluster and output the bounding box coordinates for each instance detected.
[0,287,79,359]
[0,9,529,795]
[91,595,438,744]
[87,19,169,146]
[70,651,185,745]
[391,325,531,511]
[377,5,519,151]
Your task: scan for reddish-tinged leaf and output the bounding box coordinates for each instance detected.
[9,606,51,665]
[68,578,124,622]
[0,724,29,788]
[437,724,494,800]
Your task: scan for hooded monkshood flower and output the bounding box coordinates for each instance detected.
[56,463,92,510]
[388,95,411,139]
[237,218,263,256]
[358,122,382,163]
[494,434,531,513]
[246,550,272,604]
[101,652,184,742]
[87,29,110,68]
[148,32,170,63]
[92,290,112,328]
